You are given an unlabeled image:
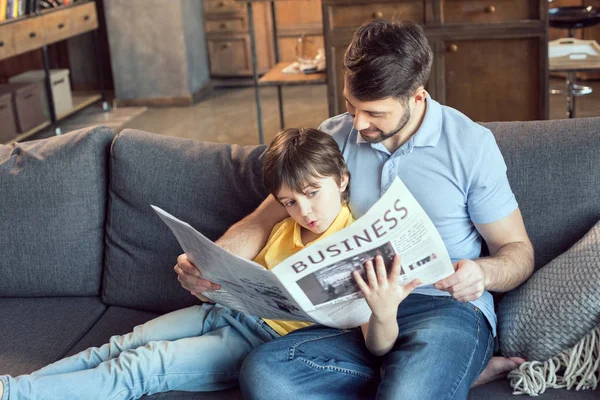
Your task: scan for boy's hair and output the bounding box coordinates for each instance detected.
[263,128,350,204]
[344,19,433,103]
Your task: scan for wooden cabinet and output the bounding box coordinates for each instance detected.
[441,0,539,23]
[203,0,274,76]
[203,0,325,76]
[441,37,543,121]
[42,8,73,44]
[274,0,323,62]
[0,24,15,60]
[12,18,44,55]
[0,2,98,61]
[323,0,548,122]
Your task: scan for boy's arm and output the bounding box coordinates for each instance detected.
[175,195,288,297]
[360,314,400,357]
[354,256,420,356]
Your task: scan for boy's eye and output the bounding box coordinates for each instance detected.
[307,190,318,197]
[284,200,295,207]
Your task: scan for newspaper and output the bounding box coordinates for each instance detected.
[152,177,455,329]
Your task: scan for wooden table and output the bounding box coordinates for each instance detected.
[237,0,326,144]
[259,62,326,131]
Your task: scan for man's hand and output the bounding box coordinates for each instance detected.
[174,254,221,302]
[434,259,486,302]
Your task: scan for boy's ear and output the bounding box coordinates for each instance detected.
[339,173,349,191]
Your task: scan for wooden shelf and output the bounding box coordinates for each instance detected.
[6,93,102,144]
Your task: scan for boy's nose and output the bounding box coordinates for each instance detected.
[298,202,311,217]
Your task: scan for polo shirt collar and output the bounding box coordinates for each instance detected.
[355,92,442,149]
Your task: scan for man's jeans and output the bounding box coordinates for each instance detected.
[1,304,279,400]
[240,294,494,400]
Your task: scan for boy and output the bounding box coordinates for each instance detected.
[0,128,418,400]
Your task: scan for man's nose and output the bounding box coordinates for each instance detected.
[353,112,370,131]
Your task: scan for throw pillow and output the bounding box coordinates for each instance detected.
[497,220,600,361]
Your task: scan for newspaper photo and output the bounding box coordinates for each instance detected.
[153,177,455,329]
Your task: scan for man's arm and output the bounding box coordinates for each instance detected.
[435,208,534,302]
[175,195,288,298]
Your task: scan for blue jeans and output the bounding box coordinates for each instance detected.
[0,304,279,400]
[240,294,494,400]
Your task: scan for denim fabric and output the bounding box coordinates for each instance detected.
[0,304,279,400]
[240,294,493,400]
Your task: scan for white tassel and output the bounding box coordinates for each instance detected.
[508,326,600,396]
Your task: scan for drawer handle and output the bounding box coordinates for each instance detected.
[24,93,33,99]
[30,32,37,38]
[84,15,90,21]
[53,78,65,85]
[0,41,4,47]
[372,11,383,18]
[58,23,65,29]
[447,44,458,53]
[0,104,6,110]
[221,43,231,49]
[219,23,227,29]
[484,5,496,14]
[218,1,225,7]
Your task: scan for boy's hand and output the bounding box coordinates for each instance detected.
[353,255,420,322]
[174,254,221,301]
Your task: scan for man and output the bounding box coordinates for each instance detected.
[176,20,533,399]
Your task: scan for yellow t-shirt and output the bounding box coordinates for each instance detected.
[253,205,354,336]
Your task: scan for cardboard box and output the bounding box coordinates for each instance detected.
[9,69,74,118]
[0,82,48,133]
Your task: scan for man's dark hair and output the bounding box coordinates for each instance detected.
[344,19,433,102]
[263,128,350,204]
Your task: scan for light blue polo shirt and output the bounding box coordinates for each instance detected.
[318,93,518,336]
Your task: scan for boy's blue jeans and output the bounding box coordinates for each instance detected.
[0,303,279,400]
[240,294,494,400]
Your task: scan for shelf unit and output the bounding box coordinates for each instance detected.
[0,0,109,144]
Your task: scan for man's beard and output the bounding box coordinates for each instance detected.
[359,106,411,144]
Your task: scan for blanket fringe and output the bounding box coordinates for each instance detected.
[508,326,600,396]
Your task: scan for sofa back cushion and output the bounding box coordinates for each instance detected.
[0,126,114,296]
[102,129,269,313]
[483,117,600,270]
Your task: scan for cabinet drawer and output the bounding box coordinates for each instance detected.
[0,24,15,60]
[328,2,425,30]
[42,8,72,44]
[13,18,44,55]
[442,0,539,24]
[208,37,251,75]
[204,0,245,14]
[205,16,247,33]
[71,2,98,36]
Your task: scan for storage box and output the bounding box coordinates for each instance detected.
[9,69,74,118]
[0,83,48,134]
[0,92,19,143]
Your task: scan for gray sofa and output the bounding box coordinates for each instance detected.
[1,117,598,400]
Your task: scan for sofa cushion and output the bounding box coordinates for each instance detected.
[0,297,106,376]
[497,221,600,361]
[483,118,600,271]
[103,130,269,314]
[0,126,115,296]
